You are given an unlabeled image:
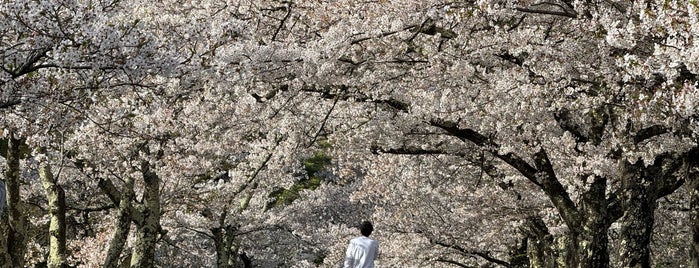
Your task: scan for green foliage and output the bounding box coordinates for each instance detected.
[312,252,326,265]
[302,152,331,176]
[265,152,332,210]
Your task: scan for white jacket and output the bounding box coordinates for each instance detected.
[343,236,378,268]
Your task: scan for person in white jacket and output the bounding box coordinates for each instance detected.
[344,221,379,268]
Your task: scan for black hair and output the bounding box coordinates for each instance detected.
[359,221,373,236]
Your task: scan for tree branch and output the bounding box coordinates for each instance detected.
[97,177,122,205]
[300,84,410,112]
[371,145,467,157]
[97,177,144,223]
[351,24,419,45]
[429,118,581,226]
[428,119,539,183]
[515,6,577,18]
[553,109,588,144]
[434,241,510,267]
[307,95,339,148]
[435,258,476,268]
[0,100,22,109]
[653,149,697,198]
[271,3,292,41]
[533,149,580,224]
[634,125,668,144]
[11,47,52,78]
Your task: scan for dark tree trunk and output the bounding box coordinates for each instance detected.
[688,147,699,268]
[130,161,161,268]
[571,223,611,268]
[616,153,687,268]
[520,207,612,268]
[212,210,248,268]
[1,135,28,268]
[617,160,654,268]
[519,174,615,268]
[39,158,68,268]
[691,180,699,268]
[239,252,252,268]
[617,198,655,268]
[572,176,613,268]
[521,216,555,267]
[104,176,134,268]
[509,237,529,268]
[522,178,614,268]
[212,224,238,268]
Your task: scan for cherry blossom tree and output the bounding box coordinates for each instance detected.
[219,0,698,266]
[1,0,182,266]
[2,0,698,267]
[284,0,699,267]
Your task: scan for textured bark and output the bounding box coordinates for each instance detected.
[688,151,699,268]
[691,183,699,268]
[212,209,253,268]
[421,119,696,267]
[517,175,615,268]
[39,158,67,268]
[569,218,611,268]
[521,178,613,268]
[2,135,28,268]
[103,176,134,268]
[576,176,613,268]
[430,120,616,267]
[522,216,556,268]
[130,161,161,268]
[0,213,11,268]
[519,181,612,268]
[617,199,655,268]
[529,154,612,268]
[509,238,529,268]
[616,157,678,268]
[212,212,240,268]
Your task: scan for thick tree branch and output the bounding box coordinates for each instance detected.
[300,84,410,112]
[428,119,492,147]
[0,100,22,109]
[430,118,581,226]
[435,258,475,268]
[515,6,577,18]
[654,147,699,198]
[371,146,468,158]
[634,125,669,144]
[434,241,510,267]
[97,177,144,223]
[10,47,51,78]
[429,119,539,182]
[553,109,588,144]
[533,149,580,223]
[97,177,122,205]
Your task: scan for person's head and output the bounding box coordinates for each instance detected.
[359,221,373,237]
